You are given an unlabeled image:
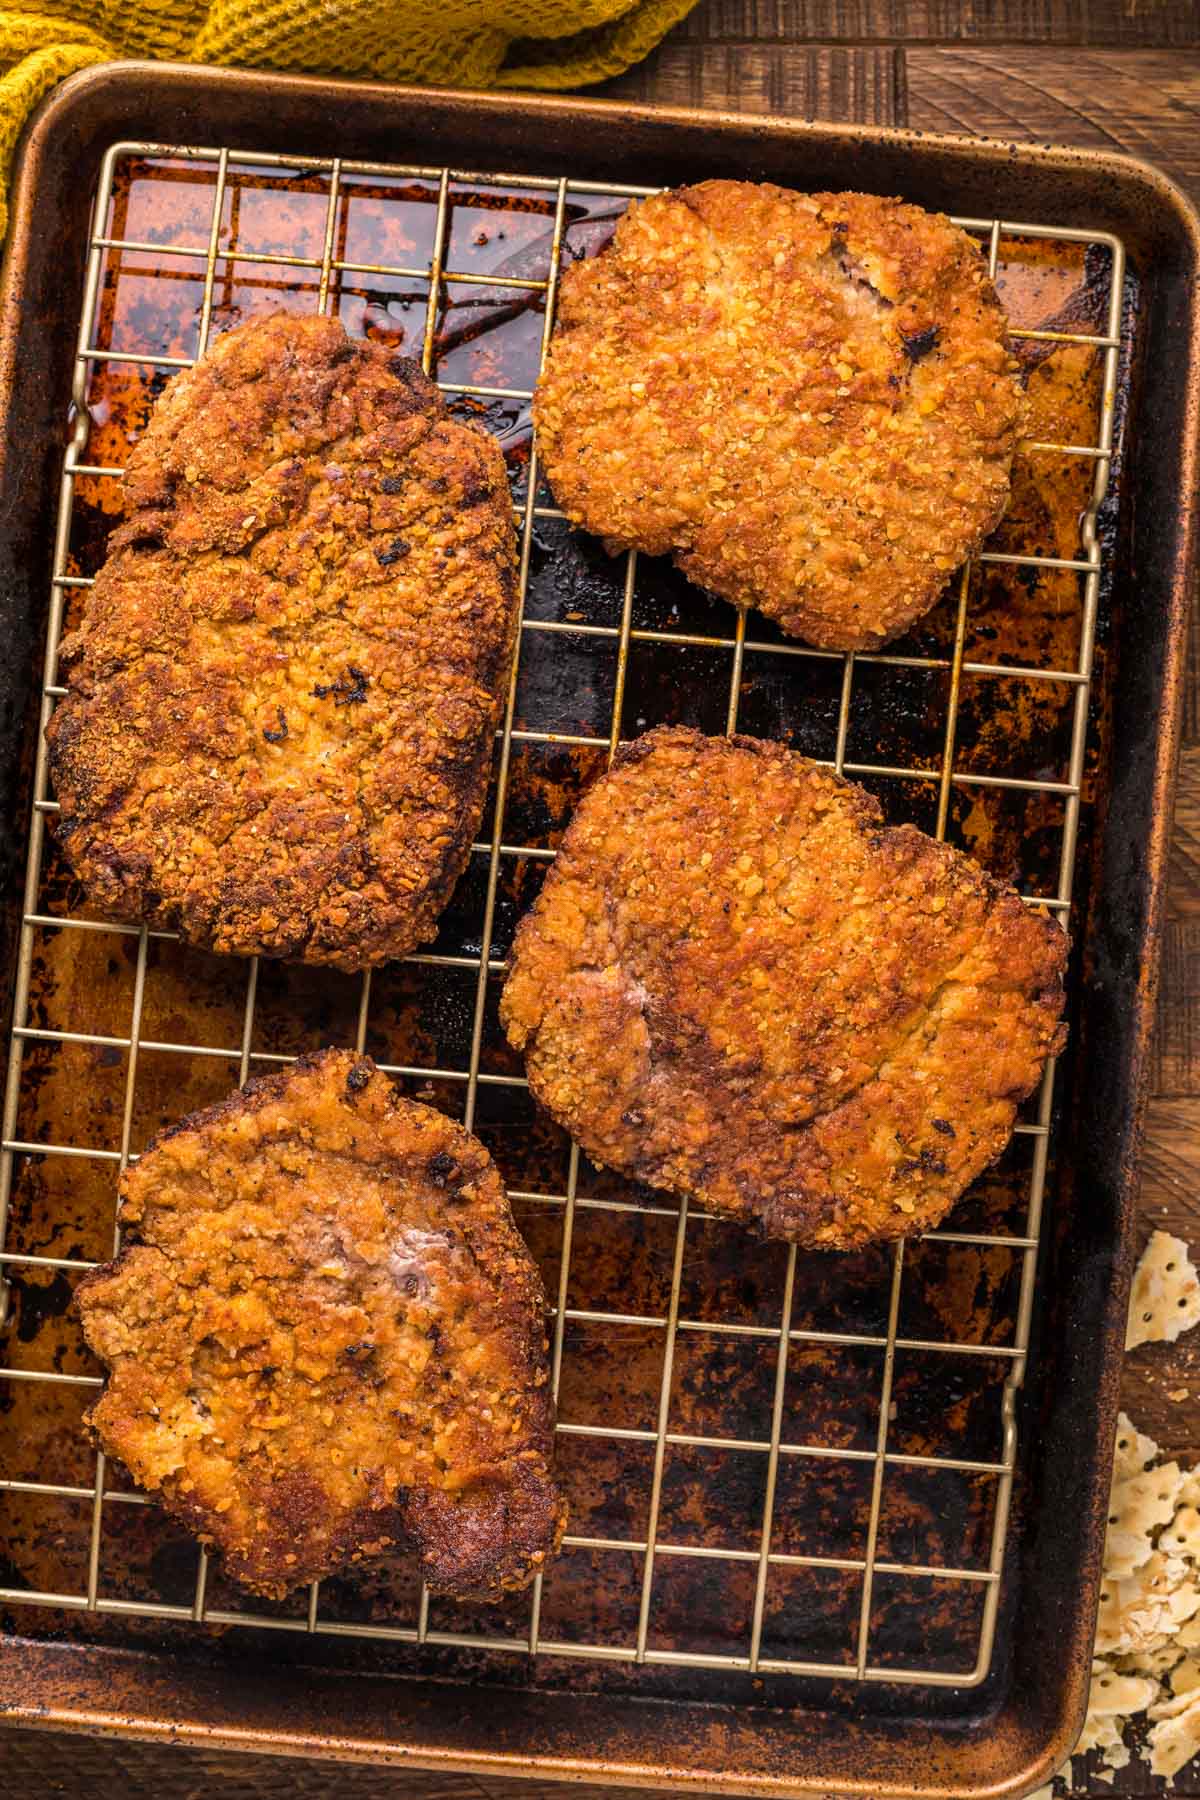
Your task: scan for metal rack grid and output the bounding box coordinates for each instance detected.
[0,139,1124,1688]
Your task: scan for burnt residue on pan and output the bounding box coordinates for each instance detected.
[0,156,1128,1706]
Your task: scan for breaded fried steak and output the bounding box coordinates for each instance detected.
[501,729,1067,1248]
[47,313,518,969]
[533,183,1023,651]
[76,1050,565,1599]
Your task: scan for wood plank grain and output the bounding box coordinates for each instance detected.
[0,1731,662,1800]
[1122,1095,1200,1456]
[666,0,1200,48]
[1169,749,1200,922]
[1152,749,1200,1095]
[1154,921,1200,1095]
[0,1732,582,1800]
[598,41,905,119]
[905,47,1200,189]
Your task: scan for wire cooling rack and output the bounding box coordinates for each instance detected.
[0,140,1124,1689]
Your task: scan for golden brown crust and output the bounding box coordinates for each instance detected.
[500,728,1067,1248]
[533,182,1023,652]
[75,1049,566,1599]
[48,313,519,970]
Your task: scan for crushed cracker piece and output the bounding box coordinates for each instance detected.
[1173,1656,1200,1697]
[1163,1504,1200,1559]
[1095,1550,1200,1657]
[1113,1411,1160,1482]
[1085,1406,1200,1785]
[1086,1667,1160,1718]
[1106,1462,1183,1577]
[1077,1709,1127,1757]
[1117,1644,1180,1677]
[1126,1229,1200,1349]
[1148,1689,1200,1777]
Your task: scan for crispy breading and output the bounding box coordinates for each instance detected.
[533,182,1023,652]
[47,313,519,969]
[501,728,1067,1248]
[76,1050,566,1600]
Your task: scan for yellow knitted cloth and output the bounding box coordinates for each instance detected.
[0,0,696,236]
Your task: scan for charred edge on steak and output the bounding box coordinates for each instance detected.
[901,325,941,362]
[828,221,893,310]
[895,1148,949,1179]
[313,666,369,705]
[426,1150,458,1189]
[376,537,410,565]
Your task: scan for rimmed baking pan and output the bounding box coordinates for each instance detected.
[0,61,1196,1800]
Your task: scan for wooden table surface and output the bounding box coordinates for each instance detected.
[5,5,1200,1796]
